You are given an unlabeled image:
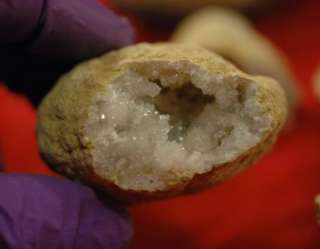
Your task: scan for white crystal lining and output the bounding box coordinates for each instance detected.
[85,63,270,191]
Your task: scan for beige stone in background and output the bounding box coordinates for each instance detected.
[315,195,320,224]
[313,68,320,100]
[172,7,299,114]
[37,43,287,202]
[112,0,274,16]
[313,69,320,224]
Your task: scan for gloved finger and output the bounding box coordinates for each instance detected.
[0,173,132,249]
[0,50,74,106]
[0,0,44,43]
[0,0,134,105]
[31,0,133,61]
[0,0,134,60]
[0,148,3,171]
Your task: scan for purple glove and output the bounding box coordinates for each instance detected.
[0,173,133,249]
[0,0,134,105]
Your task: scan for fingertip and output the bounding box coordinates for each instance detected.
[30,0,135,61]
[1,0,135,104]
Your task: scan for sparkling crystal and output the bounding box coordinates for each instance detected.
[85,69,270,191]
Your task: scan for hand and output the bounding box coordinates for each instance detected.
[0,0,134,248]
[0,173,132,249]
[0,0,134,105]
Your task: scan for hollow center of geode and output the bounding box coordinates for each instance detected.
[153,83,215,142]
[85,63,270,191]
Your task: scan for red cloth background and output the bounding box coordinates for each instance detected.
[1,0,320,248]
